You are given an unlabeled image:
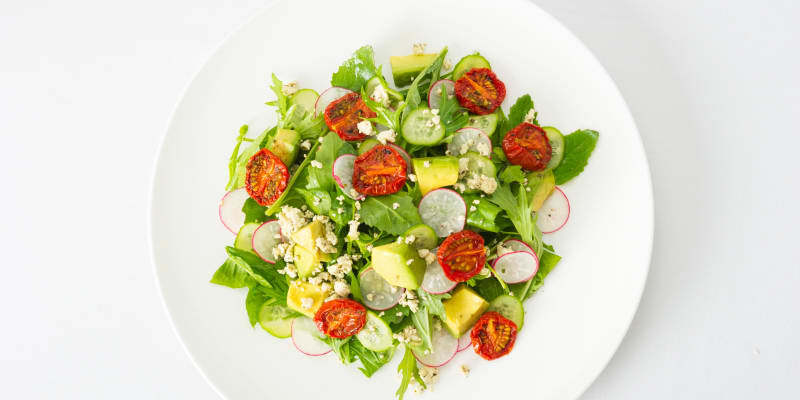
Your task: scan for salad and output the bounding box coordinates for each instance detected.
[212,44,598,398]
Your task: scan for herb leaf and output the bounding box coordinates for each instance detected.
[402,48,448,121]
[436,82,468,133]
[242,198,268,224]
[552,129,599,184]
[359,192,423,235]
[410,306,433,352]
[245,286,271,327]
[497,95,535,138]
[210,258,255,289]
[331,46,379,92]
[351,339,394,377]
[498,165,526,184]
[396,346,424,400]
[417,290,450,320]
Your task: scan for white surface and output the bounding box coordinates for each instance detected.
[150,0,651,399]
[0,0,798,399]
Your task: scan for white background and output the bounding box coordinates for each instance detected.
[1,0,798,399]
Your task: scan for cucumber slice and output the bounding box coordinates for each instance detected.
[234,223,260,252]
[355,311,393,352]
[452,54,491,81]
[448,128,492,157]
[358,138,380,155]
[289,89,319,116]
[403,224,438,249]
[258,302,296,338]
[488,294,524,329]
[542,127,565,170]
[456,152,497,194]
[364,76,403,107]
[401,107,445,145]
[465,113,499,137]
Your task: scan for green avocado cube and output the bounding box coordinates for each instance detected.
[442,285,489,337]
[371,242,426,289]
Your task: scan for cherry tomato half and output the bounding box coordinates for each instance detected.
[471,311,518,360]
[313,299,367,339]
[437,230,486,282]
[324,92,377,141]
[454,68,506,115]
[502,122,552,171]
[245,148,289,206]
[352,145,407,196]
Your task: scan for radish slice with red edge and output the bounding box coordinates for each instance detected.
[251,220,282,264]
[412,322,459,367]
[427,79,455,109]
[291,317,331,356]
[332,154,364,200]
[418,188,466,237]
[421,248,458,294]
[492,251,539,284]
[458,331,472,352]
[218,188,249,234]
[314,87,354,116]
[536,187,570,234]
[500,239,535,257]
[359,267,405,310]
[387,143,413,174]
[447,127,492,157]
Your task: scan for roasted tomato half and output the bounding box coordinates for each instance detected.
[471,311,518,360]
[324,92,377,141]
[502,122,552,171]
[244,148,289,206]
[313,299,367,339]
[352,145,407,196]
[454,68,506,115]
[437,230,486,282]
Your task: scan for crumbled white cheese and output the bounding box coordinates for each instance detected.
[318,137,325,143]
[476,142,490,157]
[460,365,470,376]
[443,58,453,71]
[472,199,481,205]
[524,108,537,124]
[336,195,345,202]
[281,81,298,96]
[376,129,397,144]
[453,182,466,192]
[347,220,360,240]
[407,173,416,182]
[414,365,440,392]
[315,237,336,254]
[393,325,421,344]
[333,279,350,297]
[431,108,439,116]
[327,255,353,278]
[300,140,311,151]
[458,157,470,174]
[310,160,323,168]
[337,207,344,214]
[404,235,416,244]
[392,202,400,210]
[300,297,313,309]
[423,161,431,168]
[272,242,290,259]
[406,259,414,265]
[355,201,361,210]
[466,174,498,194]
[366,293,375,302]
[276,206,308,240]
[469,205,477,212]
[412,42,427,55]
[431,115,441,125]
[357,120,374,136]
[280,264,298,279]
[398,289,419,312]
[371,84,391,107]
[350,188,361,199]
[308,271,331,286]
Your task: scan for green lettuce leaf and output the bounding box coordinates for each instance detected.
[225,247,289,301]
[245,286,271,327]
[463,194,503,232]
[210,259,255,289]
[359,192,423,235]
[331,46,379,92]
[552,129,599,184]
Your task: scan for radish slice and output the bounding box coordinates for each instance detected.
[499,239,535,257]
[447,127,492,157]
[492,251,539,284]
[219,188,249,234]
[291,317,331,356]
[359,268,405,310]
[421,248,457,294]
[387,144,413,174]
[332,154,364,200]
[412,322,459,367]
[458,331,472,352]
[427,79,455,109]
[536,187,570,234]
[418,189,466,237]
[251,220,282,264]
[314,87,354,116]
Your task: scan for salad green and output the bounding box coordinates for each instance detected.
[212,43,598,398]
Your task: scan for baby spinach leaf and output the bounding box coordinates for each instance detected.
[552,129,599,184]
[210,259,255,289]
[359,192,423,235]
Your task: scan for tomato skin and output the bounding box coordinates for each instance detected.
[324,92,377,141]
[245,148,289,206]
[454,68,506,115]
[352,145,407,196]
[502,122,552,171]
[313,299,367,339]
[471,311,518,360]
[437,230,486,282]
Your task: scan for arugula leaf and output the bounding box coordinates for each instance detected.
[359,192,423,235]
[361,86,407,132]
[498,165,526,184]
[322,336,354,364]
[226,125,249,189]
[435,82,468,133]
[242,198,268,224]
[487,182,543,256]
[210,259,255,289]
[331,45,379,92]
[552,129,599,184]
[497,95,535,138]
[396,346,424,400]
[351,339,394,377]
[510,250,562,300]
[228,127,275,190]
[245,286,271,327]
[402,48,448,121]
[306,131,355,192]
[349,271,362,302]
[225,247,289,301]
[383,304,411,327]
[463,194,503,232]
[410,306,433,352]
[417,290,450,320]
[266,74,290,119]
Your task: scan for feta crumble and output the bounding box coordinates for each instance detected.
[356,120,374,136]
[310,160,323,169]
[333,279,350,297]
[376,129,396,144]
[398,289,419,312]
[392,202,400,210]
[412,42,427,55]
[371,84,390,107]
[524,108,537,123]
[281,81,298,96]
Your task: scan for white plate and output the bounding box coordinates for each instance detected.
[149,0,653,399]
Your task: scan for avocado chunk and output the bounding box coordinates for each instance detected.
[286,281,327,317]
[293,245,321,278]
[371,242,426,289]
[390,54,439,87]
[291,221,325,252]
[526,170,555,212]
[291,221,334,277]
[266,128,301,166]
[412,156,459,195]
[442,285,489,337]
